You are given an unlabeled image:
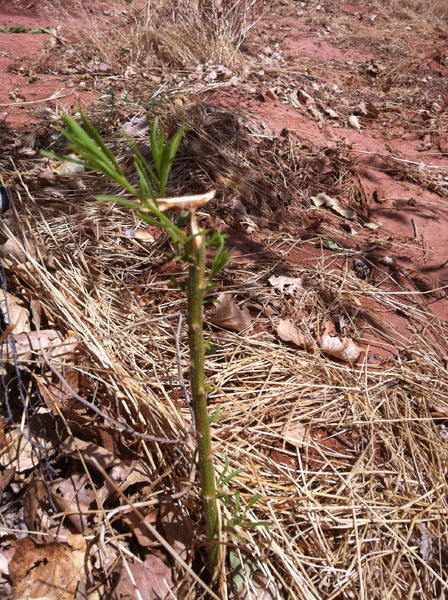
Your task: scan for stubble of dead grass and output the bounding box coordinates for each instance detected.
[41,0,254,78]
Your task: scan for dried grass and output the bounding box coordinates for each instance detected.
[41,0,254,76]
[2,104,448,597]
[396,0,448,17]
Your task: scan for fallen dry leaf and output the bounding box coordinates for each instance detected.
[36,368,80,415]
[0,292,30,335]
[9,536,85,600]
[282,414,308,448]
[319,332,361,362]
[365,102,380,118]
[111,555,173,600]
[0,468,15,502]
[0,426,56,473]
[0,329,75,364]
[50,334,79,361]
[268,275,303,295]
[311,193,356,220]
[418,523,437,563]
[23,478,68,543]
[30,299,42,331]
[159,501,194,561]
[277,319,315,350]
[50,474,96,533]
[211,293,252,332]
[348,115,361,131]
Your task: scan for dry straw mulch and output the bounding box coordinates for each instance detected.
[1,105,448,598]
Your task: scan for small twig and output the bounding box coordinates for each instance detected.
[38,337,181,445]
[0,90,72,107]
[174,314,196,437]
[411,218,418,240]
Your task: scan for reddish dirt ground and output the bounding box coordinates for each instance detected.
[201,5,448,360]
[0,0,97,129]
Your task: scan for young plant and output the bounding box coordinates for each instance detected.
[43,112,230,577]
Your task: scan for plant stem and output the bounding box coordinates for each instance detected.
[187,216,219,577]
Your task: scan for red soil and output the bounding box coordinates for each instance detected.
[0,0,95,129]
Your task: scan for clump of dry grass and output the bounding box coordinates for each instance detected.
[399,0,448,17]
[368,0,448,18]
[41,0,254,78]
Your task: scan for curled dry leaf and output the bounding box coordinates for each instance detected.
[1,330,77,364]
[141,189,215,214]
[277,319,315,350]
[0,292,30,335]
[325,107,339,119]
[268,275,303,295]
[111,555,173,600]
[159,501,194,561]
[311,193,356,220]
[282,414,308,448]
[348,115,361,130]
[211,293,252,332]
[363,221,381,230]
[9,536,85,600]
[56,154,85,176]
[134,230,155,242]
[320,332,361,362]
[0,426,56,473]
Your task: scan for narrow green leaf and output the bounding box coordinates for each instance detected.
[209,404,222,424]
[167,125,185,162]
[220,469,243,488]
[242,493,262,516]
[217,456,230,488]
[96,195,141,209]
[124,134,160,190]
[80,111,123,174]
[61,115,106,163]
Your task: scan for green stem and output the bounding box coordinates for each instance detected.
[187,219,219,577]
